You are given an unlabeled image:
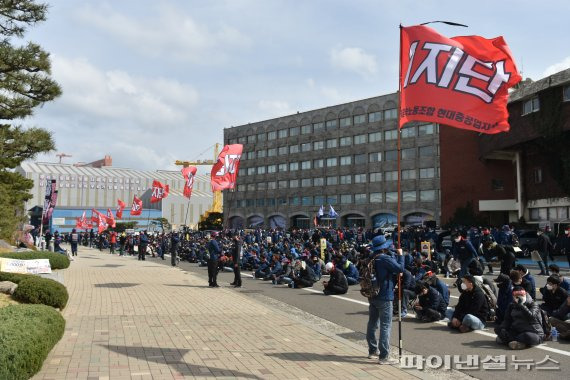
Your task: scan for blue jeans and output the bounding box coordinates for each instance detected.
[462,314,485,330]
[366,299,393,359]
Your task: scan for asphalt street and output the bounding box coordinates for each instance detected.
[152,255,570,380]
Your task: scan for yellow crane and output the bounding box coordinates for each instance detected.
[174,143,222,224]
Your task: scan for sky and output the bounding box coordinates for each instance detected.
[19,0,570,170]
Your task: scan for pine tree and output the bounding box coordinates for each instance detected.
[0,0,61,241]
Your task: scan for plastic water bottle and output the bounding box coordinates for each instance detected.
[551,327,558,342]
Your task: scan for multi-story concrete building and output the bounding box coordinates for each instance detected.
[223,93,442,229]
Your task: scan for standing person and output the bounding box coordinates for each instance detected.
[452,232,478,278]
[119,232,126,256]
[560,227,570,268]
[365,235,404,365]
[109,231,117,254]
[230,235,242,288]
[44,230,52,251]
[537,228,554,276]
[138,231,148,261]
[70,228,79,257]
[207,232,221,287]
[89,229,94,248]
[170,232,180,266]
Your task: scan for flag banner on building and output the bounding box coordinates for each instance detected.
[150,180,169,203]
[400,25,521,134]
[211,144,243,191]
[116,199,126,219]
[130,195,143,216]
[181,166,197,199]
[106,208,116,228]
[42,180,57,224]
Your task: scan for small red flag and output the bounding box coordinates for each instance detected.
[116,199,126,219]
[106,208,116,228]
[130,195,143,216]
[97,213,108,234]
[211,144,243,191]
[91,208,102,223]
[150,180,169,203]
[181,166,197,199]
[400,25,521,134]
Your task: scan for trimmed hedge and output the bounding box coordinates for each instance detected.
[12,276,68,309]
[0,271,32,284]
[0,304,65,380]
[0,251,70,269]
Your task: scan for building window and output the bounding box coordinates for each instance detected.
[301,124,312,134]
[522,97,540,115]
[289,197,299,205]
[313,122,325,133]
[340,155,352,166]
[289,179,299,188]
[369,152,382,163]
[402,191,417,202]
[354,114,366,124]
[419,167,435,179]
[420,190,436,202]
[325,120,337,130]
[419,145,434,157]
[402,169,416,180]
[533,168,543,184]
[354,174,367,183]
[301,178,312,187]
[289,126,299,136]
[267,165,277,173]
[529,208,547,221]
[401,126,416,138]
[247,167,255,175]
[370,172,382,182]
[247,184,256,191]
[258,133,267,142]
[340,194,352,204]
[302,196,313,206]
[289,162,299,171]
[247,135,256,144]
[385,150,397,161]
[339,117,351,127]
[384,129,398,140]
[354,154,366,165]
[385,171,398,181]
[564,86,570,102]
[301,143,311,152]
[327,195,338,205]
[369,131,381,142]
[313,141,324,150]
[256,199,265,207]
[369,111,382,122]
[278,163,288,172]
[313,177,324,186]
[246,151,255,159]
[257,149,266,158]
[354,134,367,144]
[257,166,266,175]
[313,159,324,168]
[278,129,288,139]
[326,157,338,167]
[370,192,382,203]
[289,145,299,154]
[246,199,255,207]
[354,193,367,204]
[238,136,247,144]
[418,123,435,136]
[326,176,338,185]
[326,138,337,149]
[339,136,352,146]
[267,198,276,206]
[402,148,416,160]
[267,148,276,157]
[301,160,311,170]
[492,179,504,191]
[385,192,397,203]
[267,181,276,190]
[384,108,397,120]
[314,195,325,205]
[278,146,288,155]
[340,175,352,185]
[267,131,277,140]
[229,138,237,144]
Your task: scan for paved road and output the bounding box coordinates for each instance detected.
[156,255,570,380]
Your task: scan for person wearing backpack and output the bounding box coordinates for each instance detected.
[70,228,79,257]
[365,235,403,365]
[447,275,488,333]
[495,287,545,349]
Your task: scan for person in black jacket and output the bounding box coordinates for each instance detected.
[230,235,242,288]
[414,282,446,321]
[495,287,544,349]
[537,229,554,276]
[541,275,568,316]
[448,275,489,333]
[323,262,348,295]
[290,260,316,288]
[494,274,514,324]
[509,270,534,300]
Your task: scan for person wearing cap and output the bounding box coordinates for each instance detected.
[540,275,568,316]
[481,236,515,275]
[230,235,242,288]
[207,232,221,287]
[414,282,447,322]
[323,262,348,295]
[447,275,489,333]
[365,234,403,365]
[537,228,554,276]
[494,273,514,324]
[495,286,544,349]
[452,231,478,278]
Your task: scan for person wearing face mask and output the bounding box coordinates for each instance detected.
[547,264,570,291]
[495,287,545,350]
[447,275,489,333]
[540,275,568,316]
[536,228,554,276]
[514,264,536,301]
[451,232,478,278]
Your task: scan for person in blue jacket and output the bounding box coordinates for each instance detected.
[414,282,447,321]
[494,273,514,324]
[339,256,360,285]
[515,264,536,301]
[452,232,478,278]
[366,235,404,365]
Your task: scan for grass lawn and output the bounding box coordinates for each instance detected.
[0,293,18,308]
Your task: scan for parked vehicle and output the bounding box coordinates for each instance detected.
[516,229,538,258]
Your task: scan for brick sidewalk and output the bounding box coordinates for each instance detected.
[33,248,417,380]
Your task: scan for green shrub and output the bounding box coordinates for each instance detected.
[0,251,70,269]
[12,276,68,309]
[0,271,32,284]
[0,304,65,380]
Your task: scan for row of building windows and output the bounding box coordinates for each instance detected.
[529,206,570,221]
[522,86,570,116]
[232,190,438,208]
[41,174,145,184]
[236,168,438,191]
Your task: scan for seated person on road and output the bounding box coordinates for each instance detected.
[394,268,416,318]
[495,287,545,350]
[414,282,447,322]
[311,255,323,281]
[323,262,348,295]
[494,273,514,324]
[263,254,283,281]
[447,275,489,333]
[254,256,271,279]
[547,265,570,291]
[514,264,536,301]
[339,256,360,286]
[290,260,317,289]
[422,271,450,306]
[509,270,534,300]
[549,295,570,340]
[540,275,568,317]
[273,258,293,285]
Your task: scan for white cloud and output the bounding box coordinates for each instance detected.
[330,46,378,77]
[541,56,570,78]
[76,4,251,64]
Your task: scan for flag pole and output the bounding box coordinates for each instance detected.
[184,198,191,227]
[397,23,403,360]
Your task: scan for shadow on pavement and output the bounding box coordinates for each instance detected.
[461,340,500,349]
[163,284,211,288]
[102,345,261,379]
[337,331,366,340]
[266,352,370,364]
[94,283,140,288]
[345,310,369,316]
[94,264,125,268]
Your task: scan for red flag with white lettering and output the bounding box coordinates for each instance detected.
[150,180,169,203]
[116,199,126,219]
[106,208,116,228]
[97,213,108,234]
[91,208,102,223]
[181,166,197,199]
[211,144,243,191]
[130,195,143,216]
[400,25,521,134]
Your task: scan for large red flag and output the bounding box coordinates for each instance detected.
[211,144,243,191]
[116,199,126,219]
[97,213,108,234]
[106,208,116,228]
[181,166,197,199]
[91,208,102,223]
[150,180,169,203]
[76,211,90,230]
[130,195,143,216]
[400,25,521,134]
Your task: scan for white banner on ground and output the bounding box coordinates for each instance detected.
[0,258,52,274]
